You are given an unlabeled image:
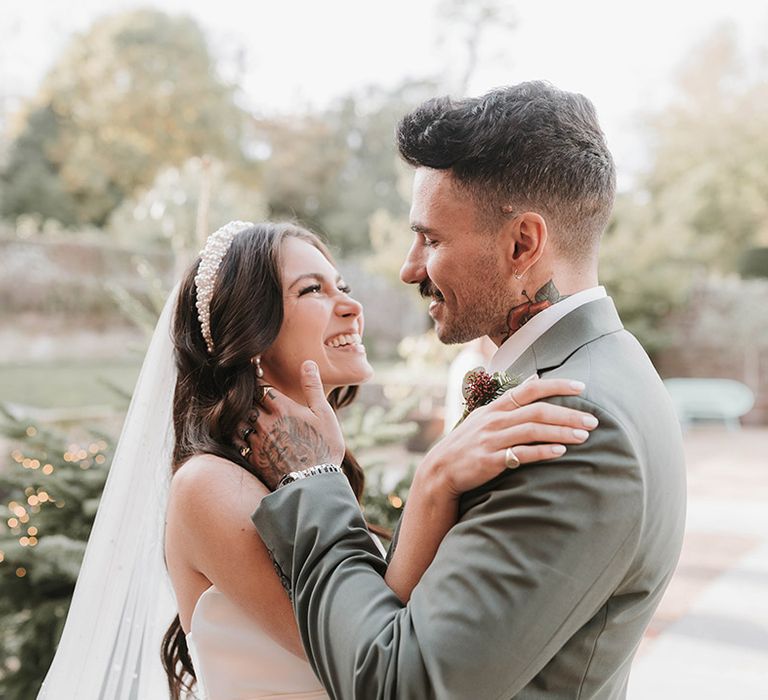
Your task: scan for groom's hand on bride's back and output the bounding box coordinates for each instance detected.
[233,361,345,491]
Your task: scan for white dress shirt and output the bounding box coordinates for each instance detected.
[487,286,607,373]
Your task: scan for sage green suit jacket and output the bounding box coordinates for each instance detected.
[253,297,687,699]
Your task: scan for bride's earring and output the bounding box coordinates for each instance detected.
[252,355,264,378]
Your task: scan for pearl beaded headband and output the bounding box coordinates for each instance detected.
[194,220,254,354]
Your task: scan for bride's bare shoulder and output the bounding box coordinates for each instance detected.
[168,454,270,526]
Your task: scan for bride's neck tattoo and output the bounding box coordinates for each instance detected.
[502,279,568,341]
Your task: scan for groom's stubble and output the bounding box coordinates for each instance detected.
[428,250,513,346]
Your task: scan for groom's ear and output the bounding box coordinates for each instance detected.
[503,211,548,277]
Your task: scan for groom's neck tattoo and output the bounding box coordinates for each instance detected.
[502,279,569,341]
[250,416,332,490]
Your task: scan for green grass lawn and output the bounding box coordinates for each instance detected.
[0,359,142,409]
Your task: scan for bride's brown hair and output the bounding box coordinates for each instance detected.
[161,222,376,699]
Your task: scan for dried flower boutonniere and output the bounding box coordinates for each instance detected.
[459,367,522,423]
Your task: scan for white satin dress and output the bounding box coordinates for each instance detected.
[186,585,329,700]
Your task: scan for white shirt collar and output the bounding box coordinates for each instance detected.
[487,286,607,373]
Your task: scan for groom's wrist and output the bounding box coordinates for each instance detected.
[276,463,342,489]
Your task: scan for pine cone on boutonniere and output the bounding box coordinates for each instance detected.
[459,367,522,422]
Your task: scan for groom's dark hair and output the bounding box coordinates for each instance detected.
[396,81,616,263]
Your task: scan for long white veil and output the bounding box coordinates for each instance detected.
[38,286,180,699]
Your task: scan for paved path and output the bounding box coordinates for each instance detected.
[628,427,768,698]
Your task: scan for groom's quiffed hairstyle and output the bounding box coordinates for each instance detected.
[396,81,616,263]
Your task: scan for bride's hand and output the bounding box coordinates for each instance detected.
[423,378,597,498]
[233,361,345,491]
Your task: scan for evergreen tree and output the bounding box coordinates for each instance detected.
[0,408,112,699]
[0,394,417,696]
[0,107,78,225]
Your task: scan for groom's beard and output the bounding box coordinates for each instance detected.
[418,276,509,345]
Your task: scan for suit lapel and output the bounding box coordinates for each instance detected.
[506,297,624,377]
[392,298,623,562]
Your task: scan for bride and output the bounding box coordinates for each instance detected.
[38,221,596,699]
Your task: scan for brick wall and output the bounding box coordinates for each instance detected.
[0,235,174,317]
[1,235,428,360]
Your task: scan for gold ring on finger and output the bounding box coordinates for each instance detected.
[258,384,273,403]
[240,444,252,459]
[509,389,523,409]
[504,446,521,469]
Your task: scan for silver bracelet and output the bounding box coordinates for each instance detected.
[276,463,342,489]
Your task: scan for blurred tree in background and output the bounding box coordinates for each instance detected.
[0,106,79,225]
[643,23,768,270]
[0,10,251,228]
[324,82,435,253]
[107,156,267,261]
[256,112,347,242]
[257,79,435,254]
[600,22,768,351]
[600,193,696,352]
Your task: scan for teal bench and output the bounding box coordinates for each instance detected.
[663,378,755,430]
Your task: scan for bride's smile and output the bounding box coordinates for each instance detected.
[260,236,374,399]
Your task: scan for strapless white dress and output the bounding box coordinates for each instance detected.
[186,586,329,700]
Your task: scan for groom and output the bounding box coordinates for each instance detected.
[247,82,686,698]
